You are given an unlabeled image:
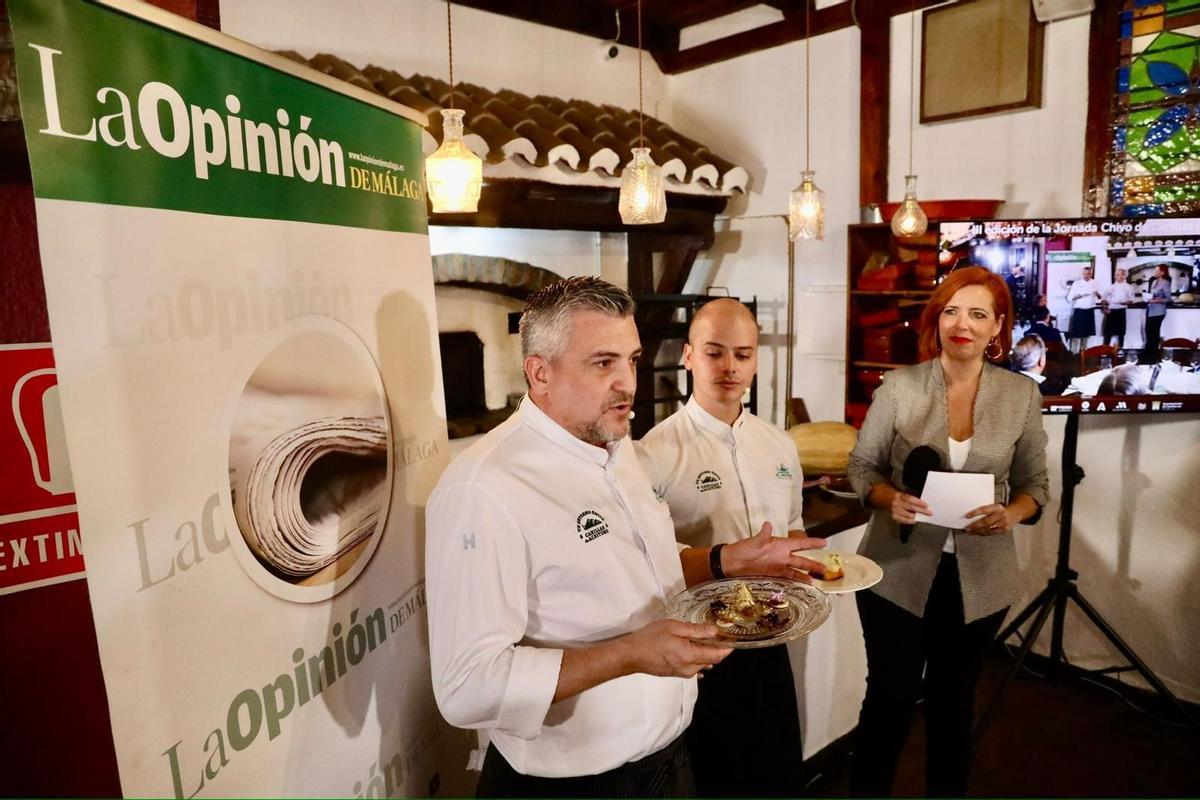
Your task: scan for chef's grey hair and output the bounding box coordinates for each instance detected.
[520,277,636,363]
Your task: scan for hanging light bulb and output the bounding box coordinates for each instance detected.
[891,174,928,237]
[426,108,482,213]
[890,4,927,238]
[619,0,667,225]
[619,147,667,224]
[788,0,823,241]
[789,171,825,240]
[425,2,482,214]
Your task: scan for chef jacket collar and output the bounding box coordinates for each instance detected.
[684,395,746,444]
[519,394,619,466]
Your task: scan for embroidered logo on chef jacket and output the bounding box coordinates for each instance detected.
[695,470,723,493]
[577,510,610,542]
[776,463,793,479]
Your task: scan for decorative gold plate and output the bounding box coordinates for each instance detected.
[665,578,831,649]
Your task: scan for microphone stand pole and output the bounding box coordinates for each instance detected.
[973,411,1200,743]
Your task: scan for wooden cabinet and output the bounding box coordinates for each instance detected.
[844,224,942,426]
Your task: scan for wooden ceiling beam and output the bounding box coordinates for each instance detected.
[763,0,809,14]
[431,180,726,243]
[661,0,765,29]
[653,0,944,75]
[654,2,852,74]
[449,0,678,53]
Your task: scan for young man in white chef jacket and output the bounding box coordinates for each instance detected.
[638,298,824,797]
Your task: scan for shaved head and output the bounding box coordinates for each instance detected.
[688,298,758,345]
[684,299,759,424]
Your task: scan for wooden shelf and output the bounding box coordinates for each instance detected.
[846,224,945,424]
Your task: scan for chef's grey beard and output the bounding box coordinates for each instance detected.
[576,417,629,447]
[574,393,633,447]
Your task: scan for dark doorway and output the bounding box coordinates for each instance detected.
[439,331,487,419]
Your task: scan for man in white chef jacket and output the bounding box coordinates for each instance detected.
[638,298,825,797]
[425,278,818,798]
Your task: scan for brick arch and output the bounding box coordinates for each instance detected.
[432,253,563,300]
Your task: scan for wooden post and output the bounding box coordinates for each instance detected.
[1082,2,1119,215]
[860,0,891,209]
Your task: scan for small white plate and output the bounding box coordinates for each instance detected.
[819,484,859,500]
[804,552,883,595]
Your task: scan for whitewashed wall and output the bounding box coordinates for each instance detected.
[887,11,1089,218]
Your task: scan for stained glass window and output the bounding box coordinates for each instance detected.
[1109,0,1200,216]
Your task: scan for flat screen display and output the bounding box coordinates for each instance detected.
[939,218,1200,414]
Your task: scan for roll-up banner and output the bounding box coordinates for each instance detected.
[9,0,452,795]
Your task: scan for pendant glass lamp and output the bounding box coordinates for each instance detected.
[891,174,928,237]
[789,171,825,241]
[890,5,927,238]
[426,108,482,213]
[788,0,823,241]
[425,1,482,214]
[619,147,667,224]
[619,0,667,225]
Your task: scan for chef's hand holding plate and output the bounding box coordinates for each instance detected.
[620,619,732,678]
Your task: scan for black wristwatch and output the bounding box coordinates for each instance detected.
[709,543,727,579]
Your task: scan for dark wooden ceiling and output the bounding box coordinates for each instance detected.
[449,0,944,74]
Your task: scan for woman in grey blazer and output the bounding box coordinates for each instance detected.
[847,267,1049,797]
[1144,264,1171,358]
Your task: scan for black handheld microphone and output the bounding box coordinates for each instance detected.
[899,445,942,544]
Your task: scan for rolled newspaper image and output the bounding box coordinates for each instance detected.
[227,321,393,591]
[239,415,388,578]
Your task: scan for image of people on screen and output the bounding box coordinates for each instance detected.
[1096,364,1149,396]
[939,219,1200,406]
[1012,335,1067,396]
[1102,267,1136,349]
[1146,264,1172,358]
[1066,263,1102,355]
[1026,305,1063,347]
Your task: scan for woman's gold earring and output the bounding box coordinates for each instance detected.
[986,337,1003,361]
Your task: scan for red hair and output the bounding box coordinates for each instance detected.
[917,266,1013,361]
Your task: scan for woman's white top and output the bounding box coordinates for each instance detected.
[944,436,973,553]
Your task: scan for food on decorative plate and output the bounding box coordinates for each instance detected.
[816,552,845,581]
[705,582,795,639]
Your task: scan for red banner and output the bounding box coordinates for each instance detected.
[0,343,84,594]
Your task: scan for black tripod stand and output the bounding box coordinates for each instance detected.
[973,411,1200,742]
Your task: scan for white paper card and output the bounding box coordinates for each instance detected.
[917,471,994,529]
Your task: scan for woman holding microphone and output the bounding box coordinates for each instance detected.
[1144,264,1172,358]
[847,267,1049,797]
